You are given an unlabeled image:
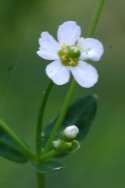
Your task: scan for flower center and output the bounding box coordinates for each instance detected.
[58,46,80,67]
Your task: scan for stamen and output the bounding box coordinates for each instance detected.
[58,46,80,67]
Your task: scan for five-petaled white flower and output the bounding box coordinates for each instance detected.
[37,21,104,88]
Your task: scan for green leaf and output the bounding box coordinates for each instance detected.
[62,95,98,140]
[0,120,30,163]
[32,160,63,174]
[44,95,97,144]
[0,142,28,163]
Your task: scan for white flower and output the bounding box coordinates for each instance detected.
[37,21,104,88]
[63,125,79,140]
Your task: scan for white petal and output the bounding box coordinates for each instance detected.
[37,32,60,60]
[45,60,70,85]
[79,38,104,62]
[57,21,81,45]
[70,61,98,88]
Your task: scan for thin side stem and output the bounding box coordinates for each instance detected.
[45,80,76,151]
[45,0,106,152]
[36,81,53,154]
[40,150,56,162]
[36,81,53,188]
[88,0,106,37]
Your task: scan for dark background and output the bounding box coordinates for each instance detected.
[0,0,125,187]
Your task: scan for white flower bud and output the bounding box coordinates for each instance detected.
[52,139,72,154]
[63,125,79,140]
[53,139,61,149]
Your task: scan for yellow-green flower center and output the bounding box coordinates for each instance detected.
[58,46,80,67]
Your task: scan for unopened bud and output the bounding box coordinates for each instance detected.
[52,138,80,157]
[52,139,72,154]
[63,125,79,140]
[53,139,62,149]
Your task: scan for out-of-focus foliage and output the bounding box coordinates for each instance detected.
[0,0,125,188]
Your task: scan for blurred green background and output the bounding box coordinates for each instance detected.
[0,0,125,187]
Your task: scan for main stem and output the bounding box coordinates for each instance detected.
[45,0,107,152]
[36,81,53,188]
[36,173,45,188]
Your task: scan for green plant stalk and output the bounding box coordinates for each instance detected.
[88,0,106,37]
[36,81,53,154]
[36,81,53,188]
[45,80,76,151]
[45,0,107,152]
[36,173,45,188]
[40,150,56,162]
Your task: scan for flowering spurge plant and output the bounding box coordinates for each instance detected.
[0,0,106,187]
[37,21,104,88]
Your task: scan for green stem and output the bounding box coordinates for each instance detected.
[45,0,106,152]
[45,80,76,151]
[36,173,45,188]
[36,81,53,188]
[88,0,106,37]
[40,150,56,162]
[36,81,53,154]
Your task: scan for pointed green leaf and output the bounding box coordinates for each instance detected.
[0,142,28,163]
[0,120,30,163]
[44,95,97,144]
[62,95,98,140]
